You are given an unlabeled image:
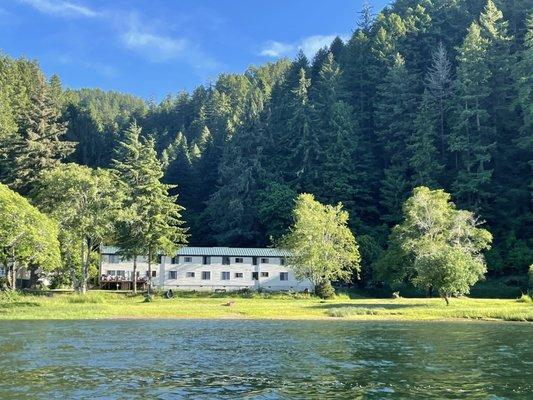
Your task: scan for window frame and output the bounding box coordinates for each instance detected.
[235,257,244,263]
[260,258,269,264]
[201,271,211,280]
[221,271,230,280]
[186,272,195,278]
[261,271,269,278]
[234,272,244,278]
[280,272,289,281]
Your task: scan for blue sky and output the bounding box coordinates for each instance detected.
[0,0,389,100]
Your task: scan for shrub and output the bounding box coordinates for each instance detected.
[0,290,22,303]
[516,294,532,303]
[315,280,335,299]
[143,294,153,303]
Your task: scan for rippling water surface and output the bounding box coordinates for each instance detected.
[0,320,531,399]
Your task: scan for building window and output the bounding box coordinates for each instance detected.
[184,256,192,263]
[116,270,125,277]
[222,256,230,265]
[235,272,243,278]
[169,271,177,279]
[252,257,258,266]
[201,271,211,280]
[261,272,269,278]
[252,272,259,280]
[186,272,195,278]
[235,257,243,263]
[109,255,120,264]
[261,258,269,264]
[151,271,157,278]
[157,255,162,263]
[203,256,211,265]
[280,272,288,281]
[108,270,116,276]
[280,258,285,266]
[171,256,179,264]
[221,271,230,280]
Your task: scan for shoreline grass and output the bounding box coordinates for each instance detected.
[0,290,531,322]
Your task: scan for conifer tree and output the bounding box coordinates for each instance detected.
[450,22,495,209]
[479,0,515,130]
[205,88,269,245]
[425,42,453,160]
[113,123,188,293]
[286,69,318,192]
[408,91,443,187]
[2,75,75,194]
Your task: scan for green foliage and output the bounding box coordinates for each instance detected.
[0,183,61,289]
[0,0,531,292]
[1,73,75,194]
[315,280,336,299]
[516,294,532,303]
[32,164,121,292]
[112,122,188,292]
[387,187,492,301]
[280,193,361,290]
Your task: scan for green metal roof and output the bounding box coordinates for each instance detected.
[102,246,289,257]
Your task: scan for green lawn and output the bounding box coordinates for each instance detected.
[0,291,531,322]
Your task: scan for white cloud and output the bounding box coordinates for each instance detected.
[259,41,295,57]
[18,0,97,18]
[121,28,188,62]
[299,35,341,59]
[259,34,349,60]
[118,15,220,70]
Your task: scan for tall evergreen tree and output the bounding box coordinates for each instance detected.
[450,22,495,210]
[425,42,453,161]
[375,53,417,225]
[408,90,444,187]
[205,88,269,245]
[113,123,188,293]
[1,75,75,194]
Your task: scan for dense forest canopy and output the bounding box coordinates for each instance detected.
[0,0,531,280]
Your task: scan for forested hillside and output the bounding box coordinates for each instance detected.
[1,0,531,280]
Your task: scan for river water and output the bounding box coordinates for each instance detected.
[0,320,531,399]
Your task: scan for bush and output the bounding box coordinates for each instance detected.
[516,294,532,303]
[143,294,153,303]
[0,277,9,291]
[315,280,335,299]
[0,290,22,303]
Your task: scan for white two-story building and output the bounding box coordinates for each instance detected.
[100,246,313,292]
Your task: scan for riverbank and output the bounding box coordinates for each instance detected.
[0,291,531,321]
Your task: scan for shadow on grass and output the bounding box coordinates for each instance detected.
[0,301,41,308]
[312,302,431,311]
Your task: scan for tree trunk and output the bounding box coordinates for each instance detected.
[147,250,152,295]
[29,264,39,289]
[11,264,16,290]
[80,237,90,294]
[132,255,138,294]
[443,295,450,306]
[79,237,85,294]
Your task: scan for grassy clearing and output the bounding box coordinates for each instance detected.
[0,290,531,322]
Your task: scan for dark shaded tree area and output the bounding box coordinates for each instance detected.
[1,0,531,279]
